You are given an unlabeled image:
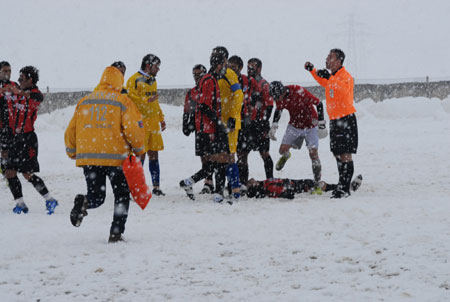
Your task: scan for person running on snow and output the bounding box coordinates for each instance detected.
[65,65,145,243]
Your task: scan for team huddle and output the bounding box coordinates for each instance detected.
[0,46,361,242]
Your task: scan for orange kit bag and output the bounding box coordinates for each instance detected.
[122,155,152,210]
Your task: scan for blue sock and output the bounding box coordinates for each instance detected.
[149,160,160,187]
[227,163,241,190]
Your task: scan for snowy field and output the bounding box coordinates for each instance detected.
[0,97,449,301]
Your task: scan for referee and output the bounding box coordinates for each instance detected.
[305,48,358,198]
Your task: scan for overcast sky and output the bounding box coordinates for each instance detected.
[3,0,450,90]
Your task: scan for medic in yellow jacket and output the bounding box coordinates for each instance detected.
[64,66,145,167]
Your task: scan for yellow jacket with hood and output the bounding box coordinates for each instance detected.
[64,66,145,167]
[126,71,164,132]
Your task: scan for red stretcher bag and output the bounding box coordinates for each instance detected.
[122,155,152,210]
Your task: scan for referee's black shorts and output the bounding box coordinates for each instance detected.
[330,113,358,155]
[195,131,229,157]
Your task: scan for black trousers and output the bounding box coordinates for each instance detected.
[83,166,130,235]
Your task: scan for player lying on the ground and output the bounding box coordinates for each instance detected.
[246,174,362,199]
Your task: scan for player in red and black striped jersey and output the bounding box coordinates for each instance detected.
[2,66,58,215]
[269,81,324,194]
[236,58,274,193]
[180,53,232,203]
[246,174,362,199]
[0,61,19,153]
[181,64,216,196]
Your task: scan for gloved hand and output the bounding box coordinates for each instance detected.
[317,69,330,80]
[227,118,236,131]
[269,122,278,141]
[182,113,192,136]
[318,120,328,139]
[304,62,314,71]
[217,120,229,134]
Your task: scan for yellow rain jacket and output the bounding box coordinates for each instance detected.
[126,71,164,132]
[64,66,145,167]
[219,68,244,129]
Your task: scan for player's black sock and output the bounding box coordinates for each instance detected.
[341,161,354,193]
[324,183,337,192]
[8,176,23,200]
[238,162,248,186]
[215,163,227,195]
[336,157,344,190]
[192,161,213,183]
[28,174,49,196]
[263,156,274,179]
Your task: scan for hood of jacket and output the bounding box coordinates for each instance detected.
[96,66,124,91]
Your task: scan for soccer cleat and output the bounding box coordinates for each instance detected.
[199,183,214,194]
[310,186,323,195]
[275,152,291,171]
[152,188,166,196]
[179,178,195,200]
[350,174,363,192]
[213,193,224,204]
[45,199,59,215]
[226,192,240,205]
[13,203,29,214]
[108,233,125,243]
[330,189,350,199]
[240,184,248,197]
[70,194,88,227]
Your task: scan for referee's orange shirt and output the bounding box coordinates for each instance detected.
[310,67,356,120]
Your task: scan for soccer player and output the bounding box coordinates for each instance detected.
[228,55,251,194]
[2,66,59,214]
[179,52,232,204]
[126,54,166,196]
[268,81,325,194]
[182,64,214,196]
[242,58,274,181]
[0,61,17,174]
[210,46,244,203]
[246,174,362,199]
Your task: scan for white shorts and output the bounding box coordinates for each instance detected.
[281,124,319,150]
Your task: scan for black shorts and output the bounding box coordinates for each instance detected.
[330,114,358,155]
[195,131,229,156]
[237,126,252,153]
[3,132,40,173]
[0,128,12,151]
[238,122,270,153]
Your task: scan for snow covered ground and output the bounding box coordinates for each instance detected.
[0,97,449,301]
